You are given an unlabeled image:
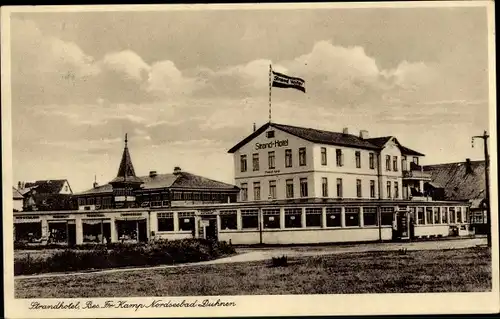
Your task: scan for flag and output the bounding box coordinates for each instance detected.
[271,71,306,93]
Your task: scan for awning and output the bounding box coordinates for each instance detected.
[115,217,147,221]
[82,219,111,225]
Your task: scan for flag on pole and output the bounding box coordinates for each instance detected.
[271,71,306,93]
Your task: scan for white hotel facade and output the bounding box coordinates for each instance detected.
[13,122,472,246]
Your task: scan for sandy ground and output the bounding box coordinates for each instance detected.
[15,237,486,280]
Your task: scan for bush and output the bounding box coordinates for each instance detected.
[271,255,288,267]
[14,239,236,275]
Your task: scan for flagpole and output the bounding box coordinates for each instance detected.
[269,64,272,123]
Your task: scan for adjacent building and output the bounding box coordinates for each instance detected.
[16,179,74,211]
[12,187,24,212]
[424,159,487,232]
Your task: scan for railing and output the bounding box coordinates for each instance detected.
[402,170,432,180]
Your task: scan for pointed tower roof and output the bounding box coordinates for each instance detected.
[110,134,143,185]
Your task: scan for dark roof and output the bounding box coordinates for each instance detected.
[12,187,24,199]
[76,170,238,196]
[22,180,70,194]
[423,160,486,201]
[228,122,425,155]
[365,136,425,156]
[365,136,392,148]
[109,141,143,184]
[228,122,379,153]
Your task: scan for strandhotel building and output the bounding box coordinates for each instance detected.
[13,123,472,246]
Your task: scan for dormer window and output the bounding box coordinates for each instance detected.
[266,131,275,138]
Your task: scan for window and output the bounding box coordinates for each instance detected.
[456,207,463,223]
[157,212,174,231]
[286,179,294,198]
[266,130,275,138]
[370,180,376,198]
[78,198,86,206]
[321,147,327,165]
[413,157,419,165]
[336,149,343,167]
[285,208,302,228]
[336,178,343,198]
[326,207,341,227]
[263,209,280,229]
[299,148,306,166]
[369,153,375,169]
[178,212,195,231]
[449,207,457,224]
[305,208,322,227]
[433,207,440,224]
[252,153,259,171]
[464,207,470,223]
[425,207,433,224]
[441,207,448,224]
[240,155,247,172]
[345,207,360,227]
[356,179,362,198]
[381,207,394,226]
[386,155,391,171]
[320,177,328,197]
[363,207,378,226]
[300,178,308,197]
[417,207,424,224]
[285,149,292,167]
[269,180,277,199]
[393,156,398,171]
[386,181,392,198]
[394,182,399,198]
[253,182,261,201]
[241,209,258,229]
[220,210,237,230]
[355,151,361,168]
[449,207,456,223]
[268,151,275,169]
[402,155,408,171]
[240,183,248,201]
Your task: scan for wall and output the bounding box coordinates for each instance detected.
[379,140,403,199]
[233,127,316,200]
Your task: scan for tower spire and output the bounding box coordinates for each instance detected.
[109,133,142,185]
[125,133,128,147]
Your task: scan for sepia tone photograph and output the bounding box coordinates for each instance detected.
[1,2,498,318]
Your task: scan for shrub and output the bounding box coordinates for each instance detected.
[271,255,288,267]
[14,239,236,275]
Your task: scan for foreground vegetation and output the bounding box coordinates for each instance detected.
[15,247,490,297]
[14,239,235,275]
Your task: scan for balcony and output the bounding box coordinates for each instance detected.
[402,170,432,181]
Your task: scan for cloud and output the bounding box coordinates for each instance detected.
[101,50,150,81]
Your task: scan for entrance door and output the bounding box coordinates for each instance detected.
[205,218,218,242]
[396,211,410,240]
[138,220,148,242]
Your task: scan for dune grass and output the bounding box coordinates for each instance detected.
[15,246,490,298]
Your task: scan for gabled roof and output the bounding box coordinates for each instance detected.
[228,122,379,153]
[365,136,425,156]
[22,180,71,194]
[424,160,485,201]
[12,187,24,199]
[75,170,238,196]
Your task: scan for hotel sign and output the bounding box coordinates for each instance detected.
[255,139,288,150]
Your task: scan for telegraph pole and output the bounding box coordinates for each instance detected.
[472,131,491,247]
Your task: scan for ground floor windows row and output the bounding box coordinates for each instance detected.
[412,206,470,225]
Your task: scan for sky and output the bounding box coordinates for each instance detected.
[8,5,492,193]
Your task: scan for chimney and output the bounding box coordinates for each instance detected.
[173,167,182,175]
[93,175,98,188]
[359,130,369,139]
[253,123,256,132]
[149,170,158,178]
[18,181,22,189]
[342,127,349,135]
[465,158,473,174]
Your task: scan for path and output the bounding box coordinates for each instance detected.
[15,237,487,280]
